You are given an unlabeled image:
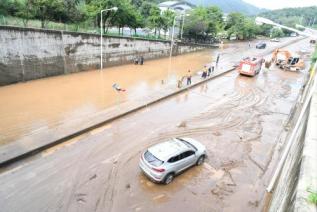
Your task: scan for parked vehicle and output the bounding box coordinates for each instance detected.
[310,39,316,44]
[237,57,264,76]
[256,42,266,49]
[229,35,237,40]
[290,32,298,37]
[139,138,206,184]
[270,38,280,42]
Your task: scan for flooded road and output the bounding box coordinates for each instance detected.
[0,39,258,145]
[0,50,212,144]
[0,39,295,145]
[0,39,313,212]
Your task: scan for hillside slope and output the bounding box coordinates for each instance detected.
[188,0,265,15]
[259,6,317,28]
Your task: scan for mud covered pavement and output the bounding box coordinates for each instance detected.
[0,38,314,212]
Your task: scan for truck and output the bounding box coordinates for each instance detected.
[237,57,264,77]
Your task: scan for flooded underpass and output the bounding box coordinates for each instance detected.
[0,38,297,145]
[0,49,214,144]
[0,38,314,212]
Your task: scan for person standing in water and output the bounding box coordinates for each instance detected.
[186,70,192,85]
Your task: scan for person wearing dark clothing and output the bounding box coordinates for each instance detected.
[134,57,139,65]
[201,70,207,79]
[186,70,192,85]
[140,56,144,65]
[207,67,211,76]
[216,54,220,67]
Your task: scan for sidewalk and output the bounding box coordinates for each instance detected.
[0,37,304,166]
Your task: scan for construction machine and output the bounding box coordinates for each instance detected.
[270,48,305,71]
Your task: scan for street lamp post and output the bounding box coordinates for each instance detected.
[100,7,118,70]
[169,16,177,60]
[169,13,189,60]
[180,13,189,40]
[168,14,188,82]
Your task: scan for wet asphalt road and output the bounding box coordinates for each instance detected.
[0,38,314,212]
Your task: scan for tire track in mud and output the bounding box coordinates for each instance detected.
[50,132,122,212]
[155,82,266,140]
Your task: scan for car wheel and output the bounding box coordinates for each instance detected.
[196,155,205,166]
[164,173,174,185]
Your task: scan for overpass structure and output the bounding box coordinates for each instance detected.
[255,17,317,39]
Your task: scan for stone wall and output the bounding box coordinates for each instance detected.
[0,26,206,86]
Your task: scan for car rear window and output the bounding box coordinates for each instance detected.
[144,150,163,166]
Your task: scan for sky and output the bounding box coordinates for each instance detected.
[243,0,317,9]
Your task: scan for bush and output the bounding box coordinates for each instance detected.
[312,46,317,63]
[308,192,317,205]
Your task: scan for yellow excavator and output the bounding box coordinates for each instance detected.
[266,48,305,71]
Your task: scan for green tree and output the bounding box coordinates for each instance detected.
[161,9,175,38]
[140,1,155,17]
[271,27,284,38]
[225,12,258,40]
[85,0,119,32]
[0,0,18,16]
[28,0,65,28]
[183,6,224,42]
[112,0,142,35]
[63,0,84,23]
[147,6,161,37]
[15,0,34,27]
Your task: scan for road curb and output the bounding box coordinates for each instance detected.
[0,37,307,168]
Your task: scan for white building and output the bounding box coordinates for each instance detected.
[158,1,195,14]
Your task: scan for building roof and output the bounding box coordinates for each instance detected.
[158,0,195,9]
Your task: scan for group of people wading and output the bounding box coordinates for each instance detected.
[177,54,220,88]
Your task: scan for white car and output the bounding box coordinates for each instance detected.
[139,138,207,184]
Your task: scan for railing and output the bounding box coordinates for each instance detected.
[267,61,317,211]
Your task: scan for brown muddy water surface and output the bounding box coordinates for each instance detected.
[0,50,214,144]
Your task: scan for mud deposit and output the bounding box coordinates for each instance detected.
[0,38,312,212]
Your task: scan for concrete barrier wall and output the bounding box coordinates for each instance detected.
[268,70,317,212]
[0,26,206,86]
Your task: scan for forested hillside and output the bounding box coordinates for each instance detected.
[188,0,265,15]
[259,6,317,29]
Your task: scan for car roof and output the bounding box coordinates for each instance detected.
[148,138,193,161]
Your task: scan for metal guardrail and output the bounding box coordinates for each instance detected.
[267,61,317,193]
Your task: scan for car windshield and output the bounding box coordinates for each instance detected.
[144,150,163,166]
[176,138,198,151]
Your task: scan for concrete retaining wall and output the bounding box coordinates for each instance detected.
[268,71,317,212]
[0,26,206,86]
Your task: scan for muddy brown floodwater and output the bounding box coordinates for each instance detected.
[0,39,313,212]
[0,39,293,145]
[0,50,214,144]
